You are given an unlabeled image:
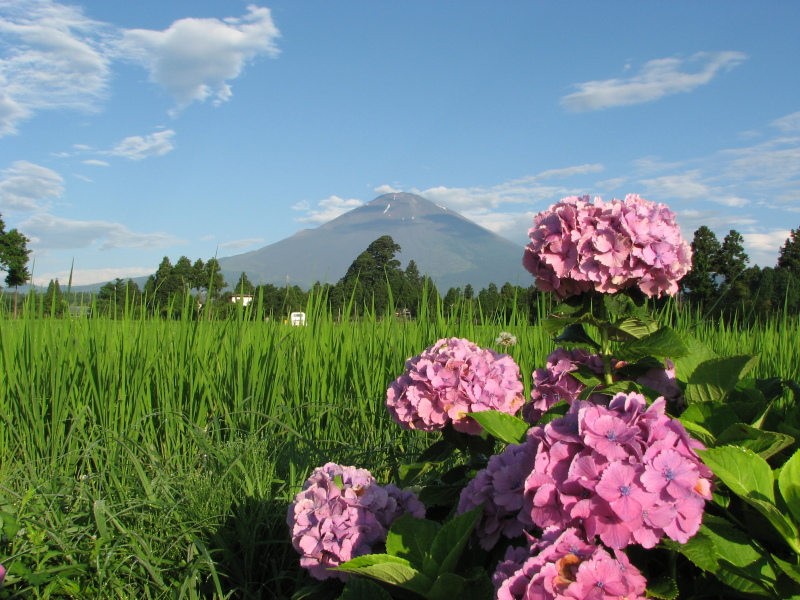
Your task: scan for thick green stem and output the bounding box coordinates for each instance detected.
[599,325,614,386]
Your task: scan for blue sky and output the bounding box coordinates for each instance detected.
[0,0,798,287]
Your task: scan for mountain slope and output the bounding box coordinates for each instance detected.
[218,192,528,290]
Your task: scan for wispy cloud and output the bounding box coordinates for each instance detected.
[108,129,176,160]
[771,111,800,133]
[20,213,183,250]
[0,160,63,211]
[0,0,113,135]
[82,159,108,166]
[293,195,363,225]
[32,265,154,287]
[561,51,746,112]
[119,5,280,114]
[219,237,264,250]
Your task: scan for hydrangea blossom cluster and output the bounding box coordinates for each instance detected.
[458,433,540,549]
[386,337,525,434]
[459,392,712,551]
[493,528,647,600]
[523,347,682,423]
[523,194,692,299]
[287,463,425,580]
[523,393,712,550]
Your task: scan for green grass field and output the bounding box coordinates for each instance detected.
[0,300,797,598]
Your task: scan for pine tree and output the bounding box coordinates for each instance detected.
[717,230,749,283]
[777,227,800,274]
[682,226,722,308]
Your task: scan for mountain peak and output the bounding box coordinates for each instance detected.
[219,192,527,290]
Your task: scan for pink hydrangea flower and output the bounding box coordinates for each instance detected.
[493,527,647,600]
[386,337,525,434]
[523,195,692,299]
[521,393,713,550]
[523,348,682,423]
[287,463,425,580]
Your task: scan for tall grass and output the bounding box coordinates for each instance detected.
[0,295,797,598]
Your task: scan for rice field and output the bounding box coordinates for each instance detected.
[0,299,798,598]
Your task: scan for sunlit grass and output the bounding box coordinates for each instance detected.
[0,293,797,598]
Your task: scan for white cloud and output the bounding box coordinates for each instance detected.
[31,265,154,287]
[374,184,401,194]
[19,213,183,250]
[120,5,280,113]
[676,209,758,236]
[561,51,747,112]
[219,237,264,250]
[0,160,63,211]
[293,195,363,224]
[108,129,175,160]
[771,111,800,133]
[640,171,709,199]
[594,177,627,191]
[82,159,108,166]
[0,0,113,135]
[743,230,791,268]
[524,163,605,182]
[73,174,92,182]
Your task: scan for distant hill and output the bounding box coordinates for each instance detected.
[217,192,528,291]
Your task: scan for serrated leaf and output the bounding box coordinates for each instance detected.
[662,529,718,572]
[672,336,718,383]
[699,447,800,553]
[470,410,529,445]
[680,401,741,438]
[611,316,659,340]
[429,505,483,576]
[334,555,433,596]
[614,327,689,362]
[697,446,775,502]
[685,355,759,404]
[646,575,679,599]
[715,423,795,459]
[427,573,466,600]
[385,515,440,573]
[778,449,800,525]
[701,516,778,596]
[554,323,600,349]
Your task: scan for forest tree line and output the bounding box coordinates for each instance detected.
[3,225,800,323]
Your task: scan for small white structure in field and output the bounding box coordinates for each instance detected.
[290,311,307,326]
[231,294,255,306]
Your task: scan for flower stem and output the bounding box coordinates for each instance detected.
[599,325,614,386]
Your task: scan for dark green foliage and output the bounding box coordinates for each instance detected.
[777,227,800,274]
[682,225,722,308]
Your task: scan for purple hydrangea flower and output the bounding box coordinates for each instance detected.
[386,337,525,434]
[458,431,541,549]
[523,194,692,299]
[287,463,425,580]
[493,527,647,600]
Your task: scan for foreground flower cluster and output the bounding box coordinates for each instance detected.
[460,392,713,554]
[493,528,647,600]
[523,194,692,298]
[286,463,425,580]
[287,194,718,598]
[524,347,682,423]
[386,337,525,434]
